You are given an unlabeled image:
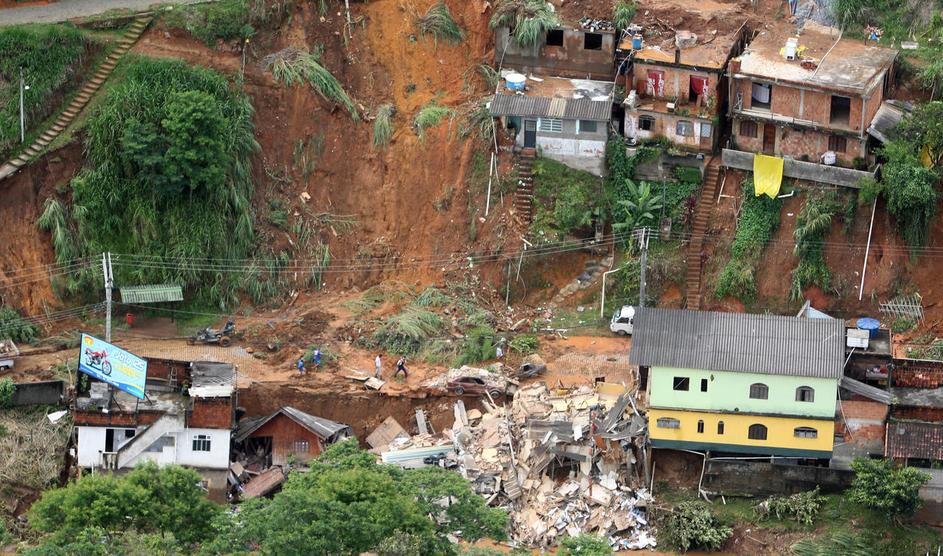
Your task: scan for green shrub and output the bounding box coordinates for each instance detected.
[0,306,39,344]
[373,103,394,149]
[0,24,88,155]
[372,307,443,355]
[0,378,15,409]
[414,103,452,140]
[531,158,604,239]
[613,0,637,31]
[849,458,930,517]
[416,1,464,44]
[891,317,916,333]
[558,533,611,555]
[455,326,497,366]
[660,501,733,553]
[412,286,451,307]
[790,193,839,300]
[756,487,824,526]
[490,0,560,48]
[715,179,781,302]
[64,56,258,308]
[162,0,254,46]
[509,334,538,354]
[263,47,358,120]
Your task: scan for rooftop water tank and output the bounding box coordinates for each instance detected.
[856,317,881,339]
[505,73,526,92]
[632,34,643,49]
[822,151,837,165]
[784,37,799,60]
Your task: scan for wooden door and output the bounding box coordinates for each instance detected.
[762,123,775,153]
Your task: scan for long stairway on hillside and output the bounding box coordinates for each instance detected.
[685,157,722,311]
[0,15,152,182]
[514,148,536,225]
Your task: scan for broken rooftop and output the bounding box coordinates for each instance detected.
[619,0,751,69]
[733,22,897,94]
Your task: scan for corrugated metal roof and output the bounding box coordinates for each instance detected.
[189,361,235,398]
[886,419,943,460]
[120,284,183,304]
[840,376,893,404]
[234,406,351,442]
[867,100,911,143]
[489,94,611,121]
[629,308,844,379]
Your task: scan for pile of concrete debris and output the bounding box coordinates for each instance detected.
[379,381,655,550]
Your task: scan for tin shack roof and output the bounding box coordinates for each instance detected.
[490,75,613,121]
[733,22,897,94]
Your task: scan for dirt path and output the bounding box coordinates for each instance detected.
[0,0,203,26]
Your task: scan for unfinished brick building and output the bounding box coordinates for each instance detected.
[727,23,897,166]
[620,25,750,153]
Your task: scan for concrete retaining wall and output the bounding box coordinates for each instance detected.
[11,380,65,406]
[703,459,854,497]
[721,148,876,188]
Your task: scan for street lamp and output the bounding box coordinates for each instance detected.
[19,67,31,143]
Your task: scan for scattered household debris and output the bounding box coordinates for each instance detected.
[579,17,614,33]
[239,466,286,499]
[366,415,410,450]
[377,380,654,549]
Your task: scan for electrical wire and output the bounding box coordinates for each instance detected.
[0,303,104,335]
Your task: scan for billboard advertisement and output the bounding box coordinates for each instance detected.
[78,334,148,399]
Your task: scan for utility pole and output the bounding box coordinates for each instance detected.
[638,228,650,308]
[102,252,114,342]
[19,67,26,143]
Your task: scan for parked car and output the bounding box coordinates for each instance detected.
[447,375,515,399]
[610,305,635,336]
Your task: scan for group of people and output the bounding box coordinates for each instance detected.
[296,348,322,375]
[375,353,408,380]
[295,349,409,381]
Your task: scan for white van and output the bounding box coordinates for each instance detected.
[609,305,635,336]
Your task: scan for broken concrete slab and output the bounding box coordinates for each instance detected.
[366,416,409,449]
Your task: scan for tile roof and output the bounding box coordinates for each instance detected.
[489,94,611,121]
[629,308,845,379]
[885,419,943,460]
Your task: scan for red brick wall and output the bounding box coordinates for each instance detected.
[894,406,943,422]
[633,62,720,111]
[731,117,864,163]
[838,400,888,441]
[145,358,191,384]
[74,410,162,427]
[249,415,324,465]
[191,397,233,429]
[893,363,943,388]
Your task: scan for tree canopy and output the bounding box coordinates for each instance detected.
[849,458,930,517]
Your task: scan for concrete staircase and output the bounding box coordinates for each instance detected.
[548,255,614,309]
[513,148,536,225]
[116,412,184,468]
[684,157,721,311]
[0,16,152,182]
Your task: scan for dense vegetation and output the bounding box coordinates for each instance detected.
[48,56,258,308]
[531,158,604,240]
[715,179,782,302]
[161,0,297,47]
[0,24,89,156]
[659,500,733,553]
[790,193,839,300]
[0,306,39,343]
[849,457,930,517]
[489,0,560,49]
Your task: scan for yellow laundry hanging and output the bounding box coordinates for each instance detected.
[753,154,784,198]
[920,144,934,168]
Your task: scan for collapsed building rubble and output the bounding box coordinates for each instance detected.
[379,380,655,549]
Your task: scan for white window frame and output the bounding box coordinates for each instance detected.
[192,434,211,452]
[537,118,563,133]
[293,439,311,453]
[701,122,712,138]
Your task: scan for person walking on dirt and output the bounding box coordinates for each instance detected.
[312,348,322,369]
[394,356,408,379]
[297,357,306,375]
[375,354,383,378]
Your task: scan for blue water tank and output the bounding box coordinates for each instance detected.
[856,317,881,338]
[632,34,643,49]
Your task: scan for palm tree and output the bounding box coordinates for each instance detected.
[490,0,560,49]
[613,180,664,232]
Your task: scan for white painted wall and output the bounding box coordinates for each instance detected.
[535,137,607,176]
[76,426,138,468]
[78,425,230,470]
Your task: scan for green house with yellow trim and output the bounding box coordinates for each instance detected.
[630,308,844,459]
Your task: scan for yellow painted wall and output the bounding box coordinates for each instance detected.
[648,408,834,454]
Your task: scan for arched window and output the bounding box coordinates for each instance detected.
[794,427,818,439]
[717,421,725,435]
[656,417,681,429]
[748,423,768,440]
[796,386,815,402]
[697,420,705,433]
[749,383,769,400]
